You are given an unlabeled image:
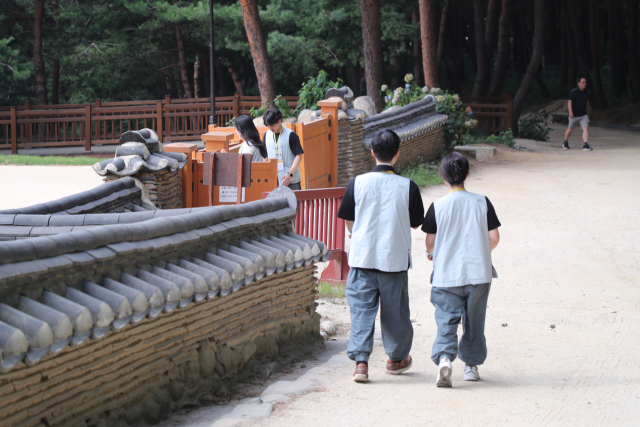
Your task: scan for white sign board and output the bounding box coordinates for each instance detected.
[219,186,245,203]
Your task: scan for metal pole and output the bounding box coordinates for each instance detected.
[209,0,216,125]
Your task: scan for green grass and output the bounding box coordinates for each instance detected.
[0,155,100,166]
[400,162,444,188]
[316,281,346,300]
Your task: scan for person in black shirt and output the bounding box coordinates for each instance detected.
[564,77,593,151]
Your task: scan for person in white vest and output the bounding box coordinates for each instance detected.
[262,108,304,190]
[234,115,267,162]
[337,129,425,383]
[422,152,501,388]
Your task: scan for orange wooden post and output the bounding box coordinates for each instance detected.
[10,106,17,154]
[84,104,92,153]
[164,142,198,208]
[294,122,307,189]
[317,99,342,188]
[236,154,243,204]
[201,130,233,152]
[156,101,163,143]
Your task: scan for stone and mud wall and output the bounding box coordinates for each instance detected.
[0,190,328,427]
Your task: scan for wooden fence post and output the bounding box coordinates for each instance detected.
[233,93,240,119]
[94,99,101,141]
[84,104,92,152]
[164,95,171,140]
[506,99,513,132]
[156,101,163,143]
[10,106,17,154]
[24,101,31,144]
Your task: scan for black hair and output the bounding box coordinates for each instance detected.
[577,77,587,83]
[439,152,469,185]
[370,129,400,163]
[235,115,268,159]
[263,108,283,126]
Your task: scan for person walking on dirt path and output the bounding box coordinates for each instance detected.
[337,129,424,383]
[423,152,501,388]
[263,108,304,190]
[564,77,593,151]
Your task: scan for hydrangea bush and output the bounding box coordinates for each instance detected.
[380,74,427,108]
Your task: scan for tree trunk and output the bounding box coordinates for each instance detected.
[391,42,401,89]
[536,72,551,98]
[560,0,568,89]
[512,0,545,135]
[214,57,229,96]
[350,64,361,96]
[589,0,608,108]
[472,0,490,97]
[33,0,47,105]
[240,0,277,108]
[485,0,501,61]
[51,0,60,105]
[567,0,596,106]
[436,0,449,63]
[412,5,423,87]
[628,0,640,102]
[193,54,201,98]
[562,2,577,89]
[456,11,466,87]
[225,62,246,96]
[360,0,384,111]
[419,0,438,88]
[488,0,512,96]
[174,24,193,99]
[608,0,621,92]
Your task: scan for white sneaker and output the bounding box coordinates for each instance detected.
[436,356,452,388]
[464,364,480,381]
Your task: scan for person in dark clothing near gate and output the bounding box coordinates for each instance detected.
[564,77,593,151]
[336,129,425,383]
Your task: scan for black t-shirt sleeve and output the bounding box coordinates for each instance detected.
[421,203,437,234]
[569,89,576,102]
[288,132,304,156]
[485,197,501,230]
[336,179,356,221]
[409,181,425,228]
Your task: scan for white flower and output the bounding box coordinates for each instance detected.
[452,94,460,102]
[430,87,442,95]
[404,73,414,83]
[435,95,445,103]
[422,86,430,93]
[396,87,404,94]
[393,92,400,101]
[381,85,388,92]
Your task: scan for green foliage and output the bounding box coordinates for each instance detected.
[247,95,293,121]
[400,163,443,188]
[380,74,427,108]
[518,110,552,141]
[465,130,515,148]
[316,281,346,300]
[431,88,478,149]
[297,70,343,111]
[0,155,102,166]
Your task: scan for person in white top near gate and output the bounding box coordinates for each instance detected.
[262,108,304,190]
[234,115,268,162]
[422,152,501,388]
[337,129,425,383]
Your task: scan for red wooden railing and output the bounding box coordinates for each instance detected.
[461,93,513,135]
[263,187,349,284]
[0,94,299,153]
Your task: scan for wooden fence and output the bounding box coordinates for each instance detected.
[461,93,513,135]
[0,94,299,154]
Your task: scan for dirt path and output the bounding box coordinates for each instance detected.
[2,125,639,426]
[168,124,638,427]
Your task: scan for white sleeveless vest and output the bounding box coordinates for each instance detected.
[348,171,412,272]
[265,127,301,185]
[432,191,493,287]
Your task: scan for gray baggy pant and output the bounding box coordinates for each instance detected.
[346,267,413,363]
[430,283,491,366]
